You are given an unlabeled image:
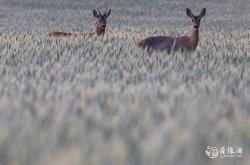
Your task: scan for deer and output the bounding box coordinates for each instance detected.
[47,8,111,37]
[137,8,206,53]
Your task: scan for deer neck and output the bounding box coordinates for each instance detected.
[96,26,105,36]
[189,28,199,50]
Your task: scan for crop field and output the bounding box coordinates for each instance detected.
[0,0,249,165]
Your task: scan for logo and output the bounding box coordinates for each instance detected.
[206,146,219,159]
[206,146,243,159]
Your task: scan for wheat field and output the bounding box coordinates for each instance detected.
[0,0,249,165]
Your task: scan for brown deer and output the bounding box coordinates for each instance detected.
[138,8,206,53]
[48,8,111,37]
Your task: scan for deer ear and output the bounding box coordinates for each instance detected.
[186,8,193,18]
[93,9,99,18]
[200,8,206,17]
[105,9,111,18]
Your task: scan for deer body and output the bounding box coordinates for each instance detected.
[47,32,77,37]
[48,32,96,38]
[138,8,206,53]
[48,8,111,38]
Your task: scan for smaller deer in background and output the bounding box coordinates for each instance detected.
[48,8,111,37]
[137,8,206,53]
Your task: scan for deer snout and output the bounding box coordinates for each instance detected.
[193,22,199,29]
[101,24,106,29]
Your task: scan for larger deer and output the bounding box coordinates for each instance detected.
[138,8,206,53]
[48,8,111,37]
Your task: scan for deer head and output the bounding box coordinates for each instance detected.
[186,8,206,29]
[93,8,111,35]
